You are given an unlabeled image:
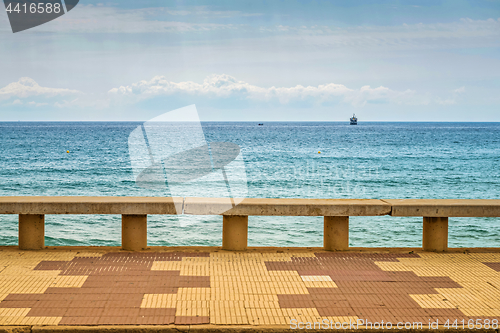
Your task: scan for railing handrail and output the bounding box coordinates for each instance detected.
[2,196,499,252]
[184,197,391,216]
[385,199,500,217]
[0,196,182,214]
[2,196,500,217]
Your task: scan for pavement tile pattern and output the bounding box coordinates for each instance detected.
[0,249,500,326]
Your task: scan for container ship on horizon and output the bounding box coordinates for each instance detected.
[350,114,358,125]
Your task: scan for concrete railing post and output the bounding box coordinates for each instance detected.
[324,216,349,251]
[423,217,448,252]
[122,214,147,251]
[222,215,248,251]
[19,214,45,250]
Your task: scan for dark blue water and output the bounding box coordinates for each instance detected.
[1,122,499,247]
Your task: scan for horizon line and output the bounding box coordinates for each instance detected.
[1,120,500,123]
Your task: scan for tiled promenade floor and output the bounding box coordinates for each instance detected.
[1,248,500,328]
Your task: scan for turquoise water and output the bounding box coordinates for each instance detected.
[0,122,499,247]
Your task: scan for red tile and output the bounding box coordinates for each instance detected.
[0,300,37,308]
[317,307,357,317]
[101,307,139,317]
[314,300,350,308]
[64,308,105,317]
[107,293,144,301]
[35,300,72,308]
[104,300,142,308]
[68,300,107,308]
[27,307,68,317]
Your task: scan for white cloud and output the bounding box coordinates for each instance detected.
[0,76,463,110]
[0,77,80,101]
[109,74,425,107]
[435,86,466,105]
[27,101,49,107]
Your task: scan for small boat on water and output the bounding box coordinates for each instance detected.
[350,114,358,125]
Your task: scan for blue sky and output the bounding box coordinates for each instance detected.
[0,0,499,121]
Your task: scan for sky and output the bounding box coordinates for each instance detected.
[0,0,499,121]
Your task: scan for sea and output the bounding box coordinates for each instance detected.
[1,122,499,248]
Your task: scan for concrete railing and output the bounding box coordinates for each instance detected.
[1,197,499,252]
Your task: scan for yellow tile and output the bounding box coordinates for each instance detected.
[175,300,209,317]
[301,275,333,282]
[50,275,88,288]
[210,300,245,309]
[211,316,249,325]
[243,294,279,302]
[141,293,177,308]
[0,316,26,325]
[410,294,456,308]
[151,261,182,271]
[176,287,211,300]
[0,308,31,317]
[460,308,500,317]
[304,281,338,288]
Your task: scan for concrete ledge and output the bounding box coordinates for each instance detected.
[0,326,30,333]
[385,199,500,217]
[3,245,499,253]
[3,197,500,217]
[184,198,392,216]
[2,197,500,252]
[4,325,495,333]
[0,197,183,215]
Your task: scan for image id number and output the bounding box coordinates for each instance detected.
[6,2,62,14]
